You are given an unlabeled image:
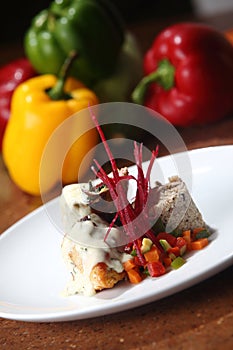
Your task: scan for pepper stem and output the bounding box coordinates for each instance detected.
[47,51,78,100]
[131,59,175,105]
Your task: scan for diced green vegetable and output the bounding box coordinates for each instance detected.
[171,256,186,269]
[130,249,137,257]
[141,238,153,254]
[170,228,183,237]
[195,229,210,239]
[159,239,172,252]
[179,245,187,256]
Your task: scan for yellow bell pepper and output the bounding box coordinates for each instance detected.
[2,73,99,196]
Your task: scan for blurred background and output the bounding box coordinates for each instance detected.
[0,0,194,44]
[0,0,233,52]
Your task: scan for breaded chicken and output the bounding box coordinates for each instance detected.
[90,262,126,291]
[66,242,126,293]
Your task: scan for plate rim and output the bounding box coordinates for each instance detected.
[0,144,233,322]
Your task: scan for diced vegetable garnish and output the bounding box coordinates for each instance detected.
[141,238,153,254]
[193,228,210,239]
[159,239,172,252]
[123,259,136,272]
[191,238,209,250]
[144,245,160,262]
[127,269,143,284]
[182,230,192,250]
[157,232,177,246]
[123,227,210,284]
[176,237,187,255]
[167,246,180,258]
[147,261,166,277]
[171,256,186,269]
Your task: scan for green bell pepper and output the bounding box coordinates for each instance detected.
[24,0,125,86]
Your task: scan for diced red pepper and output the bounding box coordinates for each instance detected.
[134,256,146,267]
[156,232,177,247]
[168,246,180,257]
[147,261,166,277]
[135,238,143,248]
[163,256,172,267]
[175,236,187,255]
[176,237,187,248]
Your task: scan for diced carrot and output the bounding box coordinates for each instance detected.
[183,230,191,238]
[182,230,192,250]
[191,238,209,250]
[127,268,143,284]
[123,259,136,272]
[144,245,160,262]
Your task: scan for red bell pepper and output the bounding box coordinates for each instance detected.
[132,22,233,126]
[156,232,177,247]
[146,261,166,277]
[0,58,36,150]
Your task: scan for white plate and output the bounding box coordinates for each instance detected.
[0,145,233,322]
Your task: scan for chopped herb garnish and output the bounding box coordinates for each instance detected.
[131,249,137,257]
[195,229,210,239]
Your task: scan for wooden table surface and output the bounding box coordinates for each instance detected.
[0,10,233,350]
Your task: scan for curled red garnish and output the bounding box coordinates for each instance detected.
[89,108,162,263]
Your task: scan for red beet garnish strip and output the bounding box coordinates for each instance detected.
[89,108,162,263]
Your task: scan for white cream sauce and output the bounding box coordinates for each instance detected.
[60,183,129,296]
